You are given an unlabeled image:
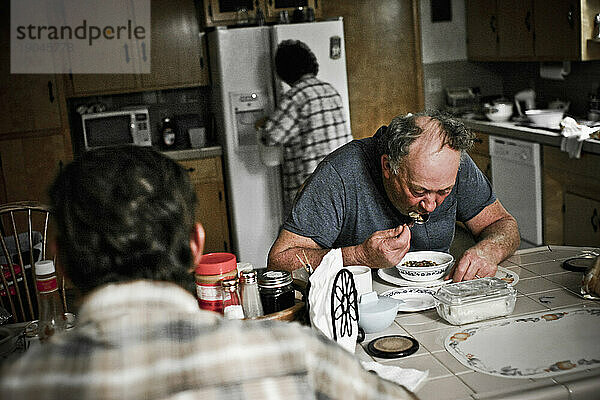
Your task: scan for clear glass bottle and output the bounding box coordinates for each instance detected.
[240,270,264,318]
[221,278,244,319]
[35,260,66,342]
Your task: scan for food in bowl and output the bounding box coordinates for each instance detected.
[401,260,439,267]
[396,251,453,282]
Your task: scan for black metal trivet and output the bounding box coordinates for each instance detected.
[331,269,358,341]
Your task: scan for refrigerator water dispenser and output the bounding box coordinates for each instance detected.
[230,91,282,165]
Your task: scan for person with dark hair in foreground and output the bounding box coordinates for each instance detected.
[0,146,417,400]
[257,39,352,211]
[268,111,520,282]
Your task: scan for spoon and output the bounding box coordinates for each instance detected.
[408,212,429,225]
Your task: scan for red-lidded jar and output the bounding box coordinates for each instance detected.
[195,253,237,313]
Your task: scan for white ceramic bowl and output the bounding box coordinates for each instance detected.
[485,102,513,122]
[525,109,564,129]
[396,251,453,282]
[358,292,400,333]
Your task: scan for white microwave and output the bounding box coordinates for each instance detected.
[82,108,152,151]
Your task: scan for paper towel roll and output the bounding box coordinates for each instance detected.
[540,61,571,80]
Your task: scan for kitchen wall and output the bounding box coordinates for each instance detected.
[419,0,503,109]
[420,0,600,117]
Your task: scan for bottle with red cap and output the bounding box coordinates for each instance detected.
[195,253,238,313]
[35,260,66,342]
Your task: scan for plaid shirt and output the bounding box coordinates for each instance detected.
[262,74,352,208]
[0,280,416,400]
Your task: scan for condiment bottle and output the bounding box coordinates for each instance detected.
[195,253,238,313]
[240,270,264,318]
[221,278,244,319]
[35,260,66,342]
[161,117,176,149]
[258,270,295,315]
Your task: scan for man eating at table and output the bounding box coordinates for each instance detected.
[0,145,418,400]
[268,111,520,282]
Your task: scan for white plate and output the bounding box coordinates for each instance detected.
[377,265,519,287]
[445,306,600,378]
[380,287,437,312]
[378,267,451,287]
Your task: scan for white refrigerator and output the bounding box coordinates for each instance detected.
[208,19,351,268]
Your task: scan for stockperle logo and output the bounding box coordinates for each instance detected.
[11,0,151,74]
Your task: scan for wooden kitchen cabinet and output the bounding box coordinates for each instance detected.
[466,0,600,61]
[0,75,64,136]
[201,0,322,27]
[467,0,534,61]
[542,146,600,246]
[0,4,64,136]
[468,131,492,183]
[564,192,600,246]
[141,0,208,90]
[68,0,208,97]
[0,134,70,204]
[178,157,231,254]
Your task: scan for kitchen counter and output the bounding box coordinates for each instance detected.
[360,245,600,400]
[162,145,222,161]
[461,119,600,156]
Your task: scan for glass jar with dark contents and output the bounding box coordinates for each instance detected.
[257,270,295,314]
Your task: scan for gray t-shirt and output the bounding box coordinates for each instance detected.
[283,128,496,253]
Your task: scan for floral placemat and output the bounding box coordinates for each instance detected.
[445,307,600,378]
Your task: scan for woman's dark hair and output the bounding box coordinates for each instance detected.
[49,146,197,294]
[275,39,319,85]
[377,110,476,174]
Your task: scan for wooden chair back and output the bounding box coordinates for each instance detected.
[0,201,64,323]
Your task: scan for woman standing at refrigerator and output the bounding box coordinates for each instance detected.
[256,40,352,212]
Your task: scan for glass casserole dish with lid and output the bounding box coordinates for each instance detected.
[433,277,516,325]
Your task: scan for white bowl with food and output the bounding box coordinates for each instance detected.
[396,251,453,282]
[525,109,564,129]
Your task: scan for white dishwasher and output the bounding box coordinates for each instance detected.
[489,136,543,246]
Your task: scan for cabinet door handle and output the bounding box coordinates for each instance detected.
[186,167,195,173]
[47,81,55,103]
[124,44,130,63]
[141,42,147,62]
[525,11,531,32]
[592,208,599,233]
[567,6,575,29]
[490,15,497,33]
[218,191,222,201]
[315,0,319,9]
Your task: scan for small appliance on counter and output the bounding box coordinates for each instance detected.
[445,87,479,115]
[172,114,206,150]
[81,108,151,151]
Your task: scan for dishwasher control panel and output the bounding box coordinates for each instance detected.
[489,137,535,165]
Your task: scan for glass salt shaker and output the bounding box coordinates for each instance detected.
[240,270,264,318]
[221,278,244,319]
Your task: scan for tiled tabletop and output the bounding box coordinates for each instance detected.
[358,246,600,400]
